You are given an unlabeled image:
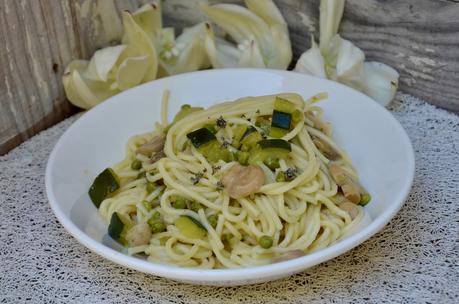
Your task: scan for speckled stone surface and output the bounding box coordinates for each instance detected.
[1,93,458,303]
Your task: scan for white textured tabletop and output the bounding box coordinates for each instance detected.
[1,94,458,304]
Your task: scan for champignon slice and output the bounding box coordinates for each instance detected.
[339,201,360,220]
[136,134,166,157]
[312,136,340,160]
[271,250,305,263]
[328,163,361,204]
[221,164,265,199]
[125,221,152,247]
[150,150,166,164]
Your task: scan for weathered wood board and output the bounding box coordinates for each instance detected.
[1,0,458,154]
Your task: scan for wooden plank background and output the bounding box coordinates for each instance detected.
[1,0,458,154]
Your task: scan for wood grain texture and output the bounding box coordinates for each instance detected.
[1,0,458,154]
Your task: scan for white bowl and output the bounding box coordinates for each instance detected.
[45,69,414,286]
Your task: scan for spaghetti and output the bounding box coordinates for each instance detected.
[93,92,371,268]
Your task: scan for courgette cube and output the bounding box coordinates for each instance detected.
[198,140,232,163]
[258,139,292,151]
[248,139,292,165]
[88,168,120,208]
[274,97,296,114]
[187,128,216,148]
[269,126,289,138]
[175,215,207,239]
[271,110,291,130]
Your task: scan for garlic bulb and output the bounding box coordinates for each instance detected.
[201,0,292,69]
[295,0,399,107]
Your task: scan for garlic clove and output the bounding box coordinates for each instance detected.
[84,45,127,82]
[294,39,326,78]
[362,61,399,107]
[319,0,345,55]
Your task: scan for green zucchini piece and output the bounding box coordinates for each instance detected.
[187,128,216,148]
[175,215,207,239]
[198,140,232,163]
[274,97,296,114]
[88,168,120,208]
[248,139,292,165]
[258,139,292,151]
[269,127,289,138]
[108,212,125,242]
[271,110,291,130]
[240,129,262,150]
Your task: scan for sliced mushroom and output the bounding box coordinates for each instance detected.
[221,164,265,199]
[339,201,360,220]
[125,221,152,247]
[136,134,165,157]
[328,163,361,204]
[271,250,305,263]
[150,150,166,164]
[312,136,340,160]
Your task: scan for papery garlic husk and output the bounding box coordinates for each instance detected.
[319,0,345,55]
[201,3,272,52]
[294,39,326,78]
[112,55,150,90]
[63,60,92,109]
[204,25,242,68]
[362,61,399,106]
[325,35,365,90]
[63,60,117,109]
[238,40,265,68]
[244,0,292,68]
[123,2,161,42]
[121,10,158,82]
[202,2,292,69]
[84,45,127,82]
[159,22,210,76]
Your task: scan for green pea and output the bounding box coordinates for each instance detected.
[150,221,166,233]
[181,104,191,109]
[207,214,218,228]
[359,193,371,206]
[190,201,202,212]
[131,159,142,170]
[258,235,273,249]
[264,157,280,170]
[146,182,156,194]
[172,196,187,209]
[276,171,286,182]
